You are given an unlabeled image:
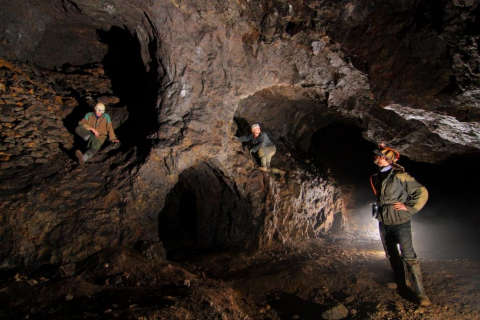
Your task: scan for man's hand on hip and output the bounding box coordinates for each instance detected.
[393,202,407,211]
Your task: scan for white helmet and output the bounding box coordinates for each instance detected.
[94,103,105,113]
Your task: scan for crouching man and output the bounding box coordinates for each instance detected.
[75,102,119,165]
[238,123,276,172]
[370,143,430,306]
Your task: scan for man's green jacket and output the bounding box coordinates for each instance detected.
[372,168,428,225]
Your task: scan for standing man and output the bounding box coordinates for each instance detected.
[75,102,119,165]
[370,143,430,306]
[238,123,276,172]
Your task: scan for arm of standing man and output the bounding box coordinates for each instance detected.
[393,172,428,214]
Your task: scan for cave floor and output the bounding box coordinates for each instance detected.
[1,233,479,320]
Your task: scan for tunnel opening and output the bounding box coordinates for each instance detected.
[309,122,377,234]
[158,162,255,260]
[309,122,377,186]
[308,122,480,260]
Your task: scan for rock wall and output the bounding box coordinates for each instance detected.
[1,0,480,268]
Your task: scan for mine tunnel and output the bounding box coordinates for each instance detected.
[159,161,255,260]
[236,85,480,261]
[309,122,480,260]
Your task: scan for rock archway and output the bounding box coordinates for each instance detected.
[158,162,255,259]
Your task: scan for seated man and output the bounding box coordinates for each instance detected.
[75,102,119,165]
[238,123,276,171]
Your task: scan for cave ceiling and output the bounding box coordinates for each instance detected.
[2,0,478,161]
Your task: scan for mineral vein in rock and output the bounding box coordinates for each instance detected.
[385,104,480,149]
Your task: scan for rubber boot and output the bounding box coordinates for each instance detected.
[406,260,431,306]
[388,256,409,291]
[75,149,96,166]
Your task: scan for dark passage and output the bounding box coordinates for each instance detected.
[158,162,255,259]
[309,122,480,260]
[97,26,162,158]
[401,154,480,260]
[309,122,377,186]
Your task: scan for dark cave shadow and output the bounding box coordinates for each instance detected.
[267,292,325,320]
[96,26,162,163]
[365,259,395,288]
[62,91,92,136]
[61,90,98,160]
[354,301,382,318]
[364,260,417,304]
[233,117,256,164]
[233,116,251,136]
[309,122,377,186]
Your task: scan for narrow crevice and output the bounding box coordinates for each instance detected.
[96,26,161,162]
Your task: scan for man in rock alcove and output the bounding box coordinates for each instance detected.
[74,102,119,165]
[370,144,431,306]
[238,123,276,171]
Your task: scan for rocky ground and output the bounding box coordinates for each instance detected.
[1,232,478,320]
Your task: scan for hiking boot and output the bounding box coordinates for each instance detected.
[419,296,431,307]
[75,150,84,165]
[82,149,96,163]
[387,282,397,289]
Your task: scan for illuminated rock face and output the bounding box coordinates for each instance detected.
[0,0,479,267]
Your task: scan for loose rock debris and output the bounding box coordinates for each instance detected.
[1,236,478,320]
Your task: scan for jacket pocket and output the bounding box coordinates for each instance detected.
[396,209,411,223]
[384,208,411,225]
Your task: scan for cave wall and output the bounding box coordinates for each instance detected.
[1,0,480,268]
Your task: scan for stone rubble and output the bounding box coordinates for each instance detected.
[0,59,121,171]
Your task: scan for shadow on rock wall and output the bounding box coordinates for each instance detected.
[97,26,161,161]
